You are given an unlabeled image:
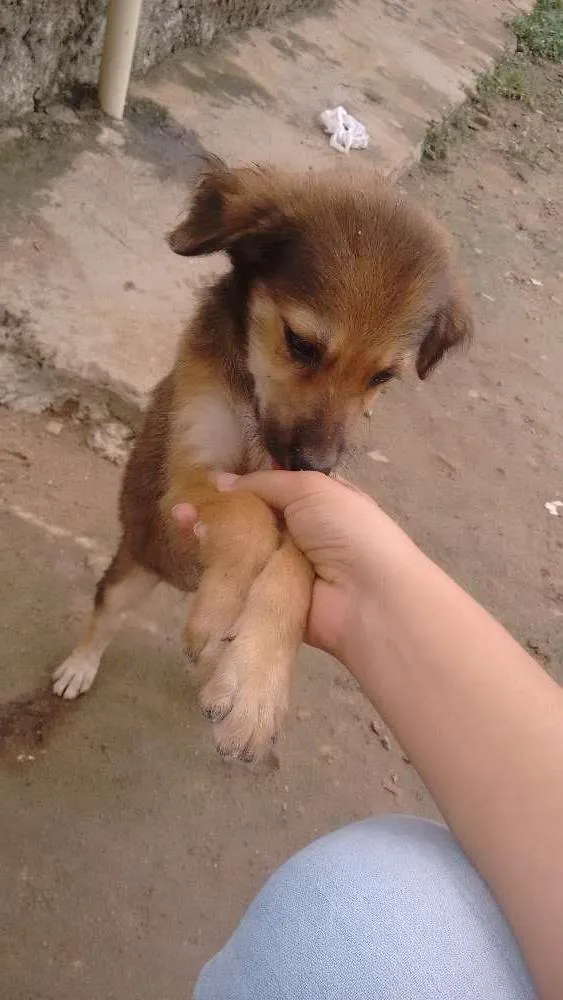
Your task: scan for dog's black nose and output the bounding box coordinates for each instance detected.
[289,450,331,475]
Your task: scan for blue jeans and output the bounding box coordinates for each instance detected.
[194,815,537,999]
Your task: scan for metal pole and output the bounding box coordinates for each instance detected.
[98,0,143,120]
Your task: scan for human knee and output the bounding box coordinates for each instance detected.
[195,816,536,999]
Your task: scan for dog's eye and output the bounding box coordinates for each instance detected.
[368,369,395,388]
[285,325,323,366]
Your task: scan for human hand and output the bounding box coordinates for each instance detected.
[174,471,411,663]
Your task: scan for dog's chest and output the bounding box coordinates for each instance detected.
[177,393,268,474]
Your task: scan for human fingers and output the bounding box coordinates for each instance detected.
[216,469,343,512]
[172,502,198,528]
[171,502,208,541]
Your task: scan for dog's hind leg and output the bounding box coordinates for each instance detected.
[53,542,159,699]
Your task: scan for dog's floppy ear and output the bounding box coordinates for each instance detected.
[416,281,473,379]
[168,160,294,269]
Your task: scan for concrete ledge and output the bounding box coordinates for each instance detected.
[0,0,533,451]
[1,0,324,120]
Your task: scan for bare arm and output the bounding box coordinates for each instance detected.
[213,471,563,1000]
[345,522,563,1000]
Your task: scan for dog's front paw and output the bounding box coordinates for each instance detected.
[199,628,291,760]
[195,536,312,760]
[181,494,280,668]
[182,587,244,667]
[52,651,100,699]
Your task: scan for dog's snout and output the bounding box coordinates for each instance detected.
[265,415,344,475]
[289,449,331,475]
[287,418,345,475]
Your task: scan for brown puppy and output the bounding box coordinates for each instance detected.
[53,162,472,759]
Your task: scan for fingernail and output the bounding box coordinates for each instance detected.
[172,502,197,525]
[216,472,239,491]
[193,520,208,541]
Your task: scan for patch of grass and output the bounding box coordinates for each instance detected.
[475,58,528,110]
[421,107,470,162]
[421,56,528,162]
[422,0,563,164]
[513,0,563,62]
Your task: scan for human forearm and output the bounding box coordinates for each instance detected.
[217,469,563,996]
[344,540,563,1000]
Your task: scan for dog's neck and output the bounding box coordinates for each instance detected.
[183,269,271,474]
[191,269,255,400]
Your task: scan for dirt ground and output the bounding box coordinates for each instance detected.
[1,59,562,1000]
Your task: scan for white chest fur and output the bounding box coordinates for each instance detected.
[175,393,268,473]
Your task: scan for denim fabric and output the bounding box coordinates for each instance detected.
[194,815,537,1000]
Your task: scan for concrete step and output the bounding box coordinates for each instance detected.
[0,0,532,428]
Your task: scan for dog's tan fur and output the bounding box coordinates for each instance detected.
[53,162,472,759]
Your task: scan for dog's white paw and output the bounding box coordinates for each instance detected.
[52,652,99,699]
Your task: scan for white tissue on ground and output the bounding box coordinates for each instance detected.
[319,106,369,153]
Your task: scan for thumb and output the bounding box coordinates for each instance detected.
[217,469,330,513]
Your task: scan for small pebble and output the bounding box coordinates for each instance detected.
[472,111,491,128]
[370,721,391,751]
[46,103,79,125]
[368,450,390,464]
[46,419,63,436]
[96,126,125,148]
